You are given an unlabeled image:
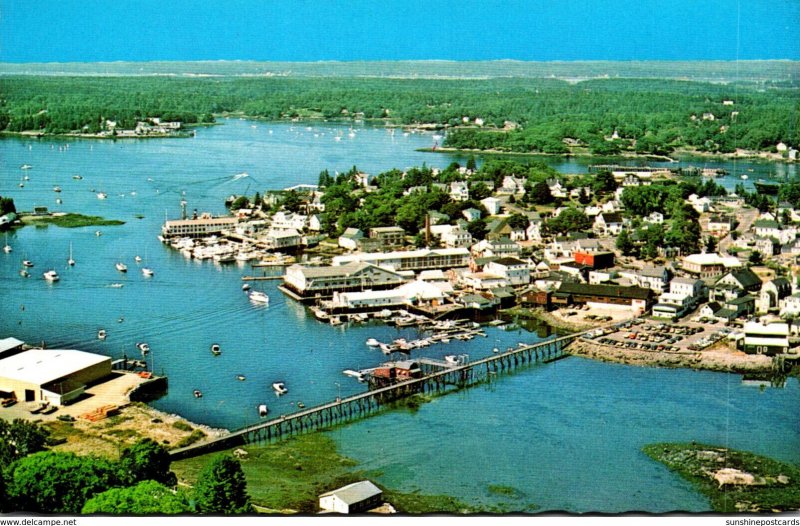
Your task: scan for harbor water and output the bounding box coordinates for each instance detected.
[1,119,798,512]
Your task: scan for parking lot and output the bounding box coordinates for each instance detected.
[582,317,734,353]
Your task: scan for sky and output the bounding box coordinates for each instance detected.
[1,0,798,63]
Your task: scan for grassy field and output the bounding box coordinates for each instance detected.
[21,213,125,228]
[643,442,800,513]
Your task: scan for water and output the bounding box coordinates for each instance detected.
[2,120,798,512]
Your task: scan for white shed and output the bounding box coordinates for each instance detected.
[319,480,383,514]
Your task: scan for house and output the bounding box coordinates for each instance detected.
[622,174,644,187]
[481,196,502,216]
[461,271,507,290]
[428,210,450,226]
[440,225,473,249]
[462,208,482,222]
[652,293,693,320]
[682,253,741,278]
[780,292,800,317]
[754,237,780,258]
[471,237,520,258]
[460,293,497,310]
[450,181,470,201]
[644,212,664,225]
[319,481,383,514]
[753,219,797,245]
[574,251,615,270]
[756,277,792,314]
[332,247,471,272]
[546,178,567,198]
[708,215,736,236]
[669,277,707,303]
[484,257,531,287]
[282,262,408,299]
[526,218,544,242]
[270,211,307,231]
[711,268,763,302]
[552,282,653,315]
[741,321,789,356]
[500,176,526,195]
[688,194,712,214]
[264,229,302,250]
[593,212,624,236]
[369,226,405,249]
[636,266,672,293]
[519,288,552,309]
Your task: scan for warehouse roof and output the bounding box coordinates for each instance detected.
[320,480,383,505]
[0,349,110,385]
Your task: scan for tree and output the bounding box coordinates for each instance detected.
[546,207,591,235]
[705,236,718,253]
[117,439,176,487]
[466,155,477,172]
[229,196,250,211]
[467,218,488,241]
[82,481,190,515]
[577,187,591,205]
[281,190,303,213]
[507,213,529,230]
[529,181,553,205]
[0,419,50,466]
[616,228,636,256]
[6,451,120,513]
[0,196,16,216]
[592,170,618,194]
[470,182,492,201]
[193,455,252,515]
[749,251,764,265]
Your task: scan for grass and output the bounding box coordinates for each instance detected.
[21,213,125,228]
[171,420,194,432]
[643,442,800,512]
[173,429,206,448]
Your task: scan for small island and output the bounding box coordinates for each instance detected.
[643,442,800,512]
[20,212,125,229]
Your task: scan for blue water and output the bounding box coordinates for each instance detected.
[1,120,798,512]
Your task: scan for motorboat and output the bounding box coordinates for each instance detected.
[97,329,107,340]
[249,291,269,304]
[444,355,459,365]
[3,233,11,253]
[110,283,124,288]
[20,164,32,170]
[19,269,29,278]
[95,230,102,236]
[297,402,305,409]
[22,260,34,267]
[137,342,150,354]
[72,174,83,180]
[43,270,60,282]
[141,267,154,277]
[53,186,61,193]
[115,262,128,272]
[193,390,203,399]
[134,255,142,263]
[236,375,246,381]
[97,192,108,199]
[210,344,221,356]
[272,382,288,395]
[242,283,251,291]
[366,338,380,347]
[258,404,268,417]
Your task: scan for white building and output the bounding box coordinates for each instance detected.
[450,181,469,201]
[332,247,471,272]
[481,197,502,215]
[319,481,383,514]
[484,257,531,287]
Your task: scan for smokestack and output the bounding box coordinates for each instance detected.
[425,214,431,246]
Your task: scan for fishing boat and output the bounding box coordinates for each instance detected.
[366,338,380,347]
[258,404,268,417]
[115,262,128,272]
[193,390,203,398]
[137,342,150,354]
[249,291,269,304]
[22,260,34,267]
[210,344,221,356]
[67,242,75,266]
[142,267,154,277]
[97,329,107,340]
[272,382,288,395]
[43,270,59,282]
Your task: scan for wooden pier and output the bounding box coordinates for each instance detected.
[169,331,584,460]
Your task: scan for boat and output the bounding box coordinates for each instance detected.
[67,242,75,266]
[242,283,251,291]
[193,390,203,398]
[493,347,500,353]
[96,192,108,199]
[297,402,305,409]
[210,343,221,356]
[22,260,34,267]
[109,283,124,288]
[142,267,154,277]
[134,255,142,263]
[3,233,11,253]
[740,174,748,180]
[19,270,29,278]
[366,338,380,347]
[329,316,343,326]
[56,198,62,205]
[97,329,107,340]
[115,262,128,272]
[444,355,459,365]
[53,186,61,193]
[754,180,780,195]
[72,174,83,180]
[258,404,268,417]
[43,270,59,282]
[272,382,288,395]
[95,230,102,236]
[237,375,246,381]
[249,291,269,304]
[137,342,150,354]
[20,164,32,170]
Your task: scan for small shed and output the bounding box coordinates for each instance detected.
[319,480,383,514]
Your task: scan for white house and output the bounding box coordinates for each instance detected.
[319,481,383,514]
[481,197,502,215]
[338,228,364,251]
[644,212,664,225]
[462,208,482,222]
[484,257,531,287]
[450,181,470,201]
[593,212,624,236]
[440,226,473,249]
[669,277,706,302]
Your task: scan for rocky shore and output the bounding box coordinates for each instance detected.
[566,339,775,373]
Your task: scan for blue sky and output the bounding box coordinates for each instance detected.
[1,0,798,62]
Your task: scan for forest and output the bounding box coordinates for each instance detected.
[0,74,796,154]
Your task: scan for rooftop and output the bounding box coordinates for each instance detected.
[320,480,382,505]
[0,349,110,385]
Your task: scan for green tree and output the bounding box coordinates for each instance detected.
[507,213,529,230]
[281,190,303,213]
[117,439,176,487]
[546,207,591,235]
[193,455,252,515]
[467,218,488,241]
[616,228,636,256]
[529,181,553,205]
[749,251,764,265]
[705,236,718,253]
[592,170,618,194]
[470,182,492,201]
[577,187,591,205]
[466,155,477,172]
[6,451,120,513]
[0,419,50,466]
[0,196,16,216]
[229,196,250,211]
[82,481,190,515]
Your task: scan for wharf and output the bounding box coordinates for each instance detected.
[242,275,284,281]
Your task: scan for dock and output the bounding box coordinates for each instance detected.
[169,331,585,460]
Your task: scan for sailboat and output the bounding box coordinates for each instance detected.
[3,233,11,254]
[67,242,75,266]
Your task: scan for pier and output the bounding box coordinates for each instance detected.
[169,331,583,460]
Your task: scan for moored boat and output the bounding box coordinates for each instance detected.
[97,192,108,199]
[115,262,128,272]
[237,374,246,381]
[137,342,150,354]
[193,390,203,398]
[258,404,268,417]
[97,329,107,340]
[366,338,380,347]
[249,290,269,304]
[753,180,780,195]
[272,382,288,395]
[43,270,59,282]
[22,260,34,267]
[210,344,221,356]
[142,267,154,277]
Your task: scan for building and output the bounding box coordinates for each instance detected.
[711,268,763,302]
[669,277,706,302]
[653,292,693,320]
[440,226,473,249]
[593,212,624,236]
[708,215,736,236]
[319,481,383,514]
[450,181,469,201]
[0,337,24,359]
[471,238,520,259]
[0,348,112,405]
[484,257,531,287]
[741,321,789,356]
[756,277,792,314]
[552,283,653,315]
[332,247,470,273]
[161,216,238,238]
[282,262,407,299]
[263,229,302,250]
[338,228,364,251]
[481,197,502,215]
[682,253,741,278]
[462,208,482,222]
[368,226,405,249]
[574,251,615,270]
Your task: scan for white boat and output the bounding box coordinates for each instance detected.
[242,283,251,291]
[237,375,246,381]
[22,260,34,267]
[109,283,124,288]
[97,329,107,340]
[740,174,748,180]
[272,382,288,395]
[444,355,459,365]
[258,404,268,417]
[95,230,103,236]
[96,192,108,199]
[366,338,380,347]
[72,174,83,180]
[115,262,128,272]
[3,233,11,253]
[19,269,29,278]
[374,309,393,319]
[137,342,150,354]
[134,255,142,263]
[210,343,221,356]
[43,270,59,282]
[343,369,367,382]
[20,164,32,170]
[249,291,269,304]
[194,390,203,399]
[329,316,343,326]
[53,186,61,193]
[142,267,154,277]
[67,242,75,266]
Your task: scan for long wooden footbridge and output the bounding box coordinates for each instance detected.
[170,330,586,460]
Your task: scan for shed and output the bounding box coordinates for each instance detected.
[319,480,383,514]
